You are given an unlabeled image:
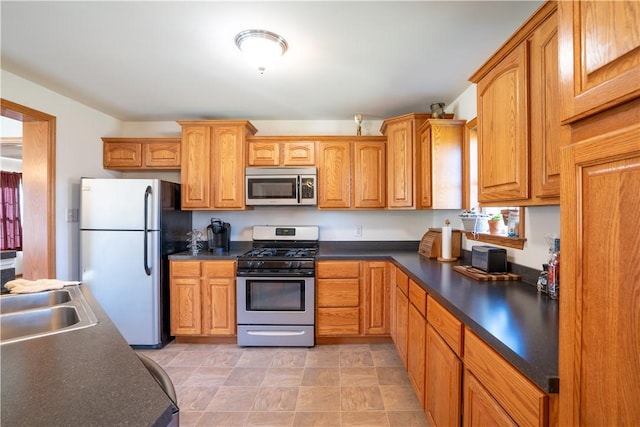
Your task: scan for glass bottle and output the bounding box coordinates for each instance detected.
[547,238,560,299]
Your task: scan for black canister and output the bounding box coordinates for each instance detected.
[207,218,231,252]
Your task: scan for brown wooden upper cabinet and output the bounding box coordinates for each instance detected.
[102,137,181,170]
[469,2,560,206]
[381,114,465,210]
[381,113,429,209]
[417,119,466,209]
[317,136,386,209]
[559,1,640,123]
[178,120,256,210]
[246,137,316,166]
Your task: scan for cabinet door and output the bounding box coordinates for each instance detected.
[418,120,464,209]
[201,277,235,336]
[144,141,181,168]
[425,324,461,427]
[170,261,201,335]
[463,370,517,427]
[465,330,548,427]
[363,261,388,335]
[212,125,245,209]
[247,141,279,166]
[353,141,386,208]
[386,121,414,208]
[318,141,351,208]
[283,141,315,166]
[394,285,409,368]
[530,11,560,201]
[103,142,142,168]
[407,303,426,406]
[181,126,212,209]
[200,261,236,336]
[558,1,640,122]
[559,101,640,426]
[477,43,529,203]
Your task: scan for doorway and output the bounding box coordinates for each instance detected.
[0,98,56,279]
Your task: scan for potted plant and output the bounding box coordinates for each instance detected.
[488,213,505,235]
[458,209,490,233]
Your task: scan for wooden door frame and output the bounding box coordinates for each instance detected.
[1,98,56,278]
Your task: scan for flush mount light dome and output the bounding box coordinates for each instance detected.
[235,29,288,74]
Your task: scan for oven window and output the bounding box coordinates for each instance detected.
[247,178,297,199]
[246,279,305,311]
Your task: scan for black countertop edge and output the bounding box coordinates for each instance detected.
[1,285,176,426]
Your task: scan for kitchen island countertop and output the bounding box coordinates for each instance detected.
[1,285,176,426]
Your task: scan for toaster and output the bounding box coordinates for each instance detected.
[471,246,507,273]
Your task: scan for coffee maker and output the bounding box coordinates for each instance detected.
[207,218,231,253]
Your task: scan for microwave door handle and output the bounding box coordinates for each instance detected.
[297,176,301,204]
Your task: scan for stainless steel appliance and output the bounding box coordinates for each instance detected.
[206,218,231,253]
[245,167,317,206]
[236,225,318,347]
[80,178,191,348]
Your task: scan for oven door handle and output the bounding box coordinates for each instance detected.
[246,330,306,337]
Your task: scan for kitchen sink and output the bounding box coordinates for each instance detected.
[0,286,98,345]
[0,290,71,314]
[1,306,80,341]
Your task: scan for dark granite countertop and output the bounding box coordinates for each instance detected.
[1,285,176,426]
[317,242,559,393]
[169,240,559,393]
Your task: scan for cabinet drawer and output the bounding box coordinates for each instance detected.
[317,279,360,307]
[317,307,360,335]
[408,279,426,316]
[316,261,360,278]
[427,296,463,356]
[202,260,236,278]
[464,329,547,427]
[396,268,409,296]
[170,261,201,277]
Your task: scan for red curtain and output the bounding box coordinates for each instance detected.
[0,171,23,251]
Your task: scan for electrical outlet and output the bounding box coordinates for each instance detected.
[354,225,363,237]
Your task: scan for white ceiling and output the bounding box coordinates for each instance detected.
[1,1,542,122]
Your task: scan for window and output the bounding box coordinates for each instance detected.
[0,171,23,251]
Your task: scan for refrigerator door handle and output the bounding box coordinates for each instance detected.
[144,185,152,276]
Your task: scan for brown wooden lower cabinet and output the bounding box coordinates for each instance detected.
[316,260,361,336]
[463,369,517,427]
[394,269,409,368]
[407,301,426,405]
[169,260,236,337]
[407,279,427,405]
[464,330,548,427]
[387,273,551,427]
[425,324,462,426]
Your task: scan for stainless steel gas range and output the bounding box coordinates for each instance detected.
[236,225,318,347]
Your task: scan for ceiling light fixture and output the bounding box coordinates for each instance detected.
[235,29,288,74]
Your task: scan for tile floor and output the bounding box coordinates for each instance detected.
[140,342,430,427]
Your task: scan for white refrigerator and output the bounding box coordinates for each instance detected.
[80,178,191,347]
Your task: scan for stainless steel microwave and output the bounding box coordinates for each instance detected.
[245,167,317,206]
